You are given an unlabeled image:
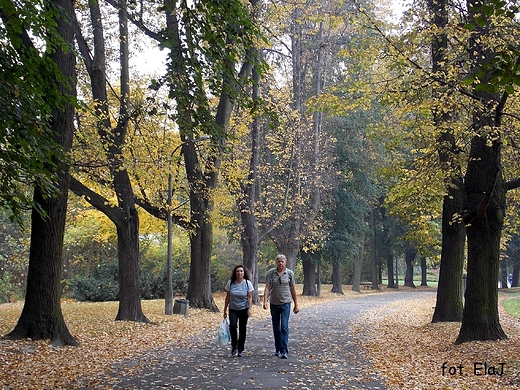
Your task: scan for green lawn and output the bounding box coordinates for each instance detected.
[381,279,438,288]
[502,292,520,319]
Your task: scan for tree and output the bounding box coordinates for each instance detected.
[403,244,417,288]
[70,0,148,322]
[162,0,260,310]
[454,0,519,344]
[428,0,466,323]
[2,0,78,345]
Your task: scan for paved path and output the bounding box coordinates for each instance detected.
[72,290,435,389]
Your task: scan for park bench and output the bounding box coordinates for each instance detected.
[360,282,376,290]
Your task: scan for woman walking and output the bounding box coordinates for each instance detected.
[223,265,254,357]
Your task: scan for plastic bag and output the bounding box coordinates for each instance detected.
[217,318,231,347]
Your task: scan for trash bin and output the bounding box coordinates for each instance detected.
[173,299,189,316]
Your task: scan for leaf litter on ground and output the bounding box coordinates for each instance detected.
[0,286,519,389]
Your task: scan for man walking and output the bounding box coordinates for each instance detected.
[263,254,300,359]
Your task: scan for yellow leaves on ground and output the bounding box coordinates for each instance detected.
[0,289,353,389]
[1,287,519,389]
[353,289,520,390]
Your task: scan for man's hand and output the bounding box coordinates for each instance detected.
[293,305,300,314]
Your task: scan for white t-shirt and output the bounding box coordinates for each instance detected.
[225,279,254,310]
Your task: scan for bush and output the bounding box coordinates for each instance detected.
[0,272,22,303]
[70,261,119,302]
[70,257,190,302]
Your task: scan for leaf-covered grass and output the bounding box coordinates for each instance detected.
[353,287,520,389]
[1,286,519,389]
[502,292,520,319]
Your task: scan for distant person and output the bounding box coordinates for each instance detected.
[223,264,254,357]
[263,254,300,359]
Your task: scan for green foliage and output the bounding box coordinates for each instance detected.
[0,0,75,223]
[69,261,119,302]
[0,211,30,296]
[0,272,23,303]
[463,1,520,95]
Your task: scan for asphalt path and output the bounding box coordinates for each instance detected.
[71,290,435,389]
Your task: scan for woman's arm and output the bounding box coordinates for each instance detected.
[223,290,230,318]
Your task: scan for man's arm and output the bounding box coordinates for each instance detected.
[290,284,299,314]
[263,284,270,309]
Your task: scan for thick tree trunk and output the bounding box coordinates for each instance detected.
[428,0,466,323]
[352,226,365,292]
[241,209,259,302]
[331,261,344,294]
[7,0,77,346]
[420,257,428,287]
[404,246,417,288]
[239,61,261,303]
[114,173,147,322]
[185,141,217,311]
[456,136,507,344]
[386,253,397,288]
[302,256,317,296]
[186,220,217,311]
[270,218,301,272]
[370,210,379,290]
[351,245,363,292]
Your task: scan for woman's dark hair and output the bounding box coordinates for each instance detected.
[230,264,250,283]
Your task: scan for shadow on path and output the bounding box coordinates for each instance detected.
[71,290,435,389]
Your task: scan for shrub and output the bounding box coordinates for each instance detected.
[0,272,22,303]
[70,261,119,302]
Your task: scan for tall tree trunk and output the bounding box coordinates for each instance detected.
[7,0,77,346]
[370,209,379,290]
[456,134,507,343]
[71,0,148,322]
[404,245,417,288]
[455,0,507,344]
[301,252,317,296]
[432,182,465,322]
[239,59,261,303]
[352,216,365,292]
[331,261,344,294]
[386,253,396,288]
[420,257,428,287]
[184,140,218,311]
[428,0,466,323]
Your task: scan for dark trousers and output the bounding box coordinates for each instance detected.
[229,308,249,352]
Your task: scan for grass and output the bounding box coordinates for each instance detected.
[502,291,520,319]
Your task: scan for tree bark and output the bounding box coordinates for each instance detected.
[428,0,466,323]
[7,0,78,346]
[455,0,508,343]
[302,253,317,296]
[331,261,344,294]
[238,59,261,304]
[404,245,417,288]
[352,218,365,292]
[456,135,507,343]
[370,209,379,290]
[420,257,428,287]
